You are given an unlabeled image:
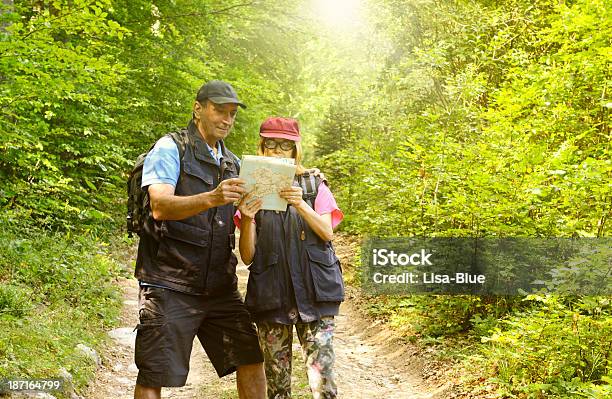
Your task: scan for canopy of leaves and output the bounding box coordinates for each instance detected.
[0,0,313,229]
[314,0,610,239]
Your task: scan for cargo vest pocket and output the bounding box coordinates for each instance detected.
[156,220,209,282]
[306,246,345,302]
[183,162,214,187]
[245,252,281,312]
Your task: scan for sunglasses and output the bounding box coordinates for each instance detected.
[263,138,296,151]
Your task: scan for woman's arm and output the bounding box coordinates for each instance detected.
[239,216,257,264]
[280,187,334,242]
[237,193,262,265]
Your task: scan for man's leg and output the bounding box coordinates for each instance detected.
[236,362,267,399]
[196,290,266,396]
[134,384,161,399]
[134,287,202,396]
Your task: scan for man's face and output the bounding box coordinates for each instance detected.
[194,100,238,144]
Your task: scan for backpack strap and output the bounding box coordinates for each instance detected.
[167,130,187,165]
[297,172,338,248]
[298,172,324,209]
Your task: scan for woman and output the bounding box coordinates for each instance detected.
[235,117,344,399]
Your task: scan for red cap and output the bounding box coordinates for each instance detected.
[259,117,301,142]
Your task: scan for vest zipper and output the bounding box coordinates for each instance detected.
[202,164,223,294]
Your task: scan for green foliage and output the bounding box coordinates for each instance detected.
[0,284,33,318]
[0,226,123,318]
[1,0,313,229]
[475,295,612,397]
[362,294,520,338]
[360,291,612,396]
[0,309,106,398]
[1,0,129,228]
[311,2,611,390]
[0,219,124,394]
[317,0,610,239]
[0,0,609,395]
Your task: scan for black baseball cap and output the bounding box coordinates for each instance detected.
[195,80,246,109]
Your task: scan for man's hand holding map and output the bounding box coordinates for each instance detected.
[238,155,297,211]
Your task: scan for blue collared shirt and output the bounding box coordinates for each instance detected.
[142,137,224,188]
[206,141,223,166]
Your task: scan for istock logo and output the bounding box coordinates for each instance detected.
[372,248,432,266]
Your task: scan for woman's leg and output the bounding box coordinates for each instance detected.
[296,317,337,399]
[256,322,294,399]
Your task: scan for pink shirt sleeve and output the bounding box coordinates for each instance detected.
[314,182,344,229]
[233,210,242,229]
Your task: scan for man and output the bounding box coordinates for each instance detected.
[133,80,266,399]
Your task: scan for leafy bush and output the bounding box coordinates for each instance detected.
[314,1,611,394]
[360,292,611,396]
[0,220,125,395]
[0,284,34,318]
[475,295,612,397]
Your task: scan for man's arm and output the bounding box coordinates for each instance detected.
[148,178,246,221]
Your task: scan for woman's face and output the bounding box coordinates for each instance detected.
[262,138,296,158]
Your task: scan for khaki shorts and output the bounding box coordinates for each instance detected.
[134,286,263,387]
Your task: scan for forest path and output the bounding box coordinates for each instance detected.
[86,235,449,399]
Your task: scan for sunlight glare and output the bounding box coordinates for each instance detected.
[314,0,363,30]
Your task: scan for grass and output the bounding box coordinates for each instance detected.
[0,219,128,398]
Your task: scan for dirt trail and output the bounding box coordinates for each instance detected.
[87,237,449,398]
[86,270,242,399]
[334,301,448,399]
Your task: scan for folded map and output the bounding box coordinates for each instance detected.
[238,155,297,211]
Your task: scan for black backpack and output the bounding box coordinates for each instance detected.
[298,172,324,208]
[127,131,186,237]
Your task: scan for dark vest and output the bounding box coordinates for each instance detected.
[245,177,344,321]
[135,121,240,295]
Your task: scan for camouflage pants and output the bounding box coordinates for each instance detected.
[257,317,336,399]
